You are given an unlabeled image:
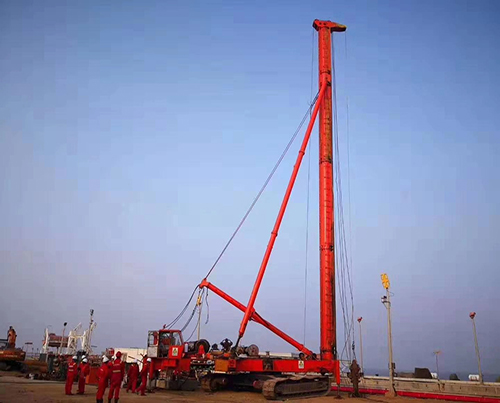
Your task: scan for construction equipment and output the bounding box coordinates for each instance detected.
[0,338,49,376]
[0,338,26,371]
[147,328,213,390]
[41,310,97,356]
[41,331,69,353]
[149,18,346,400]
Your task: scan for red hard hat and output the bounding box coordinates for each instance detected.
[116,351,122,358]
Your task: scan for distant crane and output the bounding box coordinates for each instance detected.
[41,309,96,355]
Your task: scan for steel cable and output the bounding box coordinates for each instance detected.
[332,36,356,362]
[303,27,316,346]
[203,92,321,280]
[164,285,198,329]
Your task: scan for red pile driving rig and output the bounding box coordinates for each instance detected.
[147,19,347,400]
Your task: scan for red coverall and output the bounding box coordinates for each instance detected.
[65,361,78,395]
[108,358,125,401]
[138,362,150,396]
[126,363,139,393]
[96,362,110,402]
[77,362,90,394]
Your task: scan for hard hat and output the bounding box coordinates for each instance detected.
[147,358,151,362]
[82,355,86,359]
[116,351,122,358]
[72,356,77,360]
[134,359,138,364]
[102,356,109,363]
[83,358,88,363]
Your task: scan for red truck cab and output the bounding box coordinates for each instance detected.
[147,329,184,359]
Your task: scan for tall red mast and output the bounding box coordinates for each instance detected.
[233,19,346,361]
[313,19,346,361]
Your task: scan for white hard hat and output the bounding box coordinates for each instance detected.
[147,358,151,362]
[102,356,109,363]
[83,358,88,363]
[72,356,78,360]
[134,359,138,364]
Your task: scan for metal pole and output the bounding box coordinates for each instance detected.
[59,323,67,355]
[470,313,483,384]
[381,274,396,396]
[197,299,202,341]
[386,289,396,396]
[87,309,94,354]
[357,317,364,373]
[433,351,441,379]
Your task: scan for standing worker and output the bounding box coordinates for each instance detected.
[65,356,78,395]
[108,351,125,403]
[126,360,139,393]
[138,358,151,396]
[7,326,17,348]
[78,357,90,395]
[349,359,361,397]
[96,356,110,403]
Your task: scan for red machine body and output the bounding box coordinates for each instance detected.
[150,19,346,400]
[147,329,212,389]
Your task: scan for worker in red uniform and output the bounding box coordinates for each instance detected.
[138,358,151,396]
[96,356,110,403]
[108,351,125,403]
[126,360,139,393]
[7,326,17,349]
[77,357,90,394]
[65,356,78,395]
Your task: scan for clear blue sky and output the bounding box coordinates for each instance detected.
[1,0,499,376]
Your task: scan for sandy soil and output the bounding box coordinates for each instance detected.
[0,373,445,403]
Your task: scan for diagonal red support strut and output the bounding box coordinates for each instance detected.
[237,80,329,342]
[199,279,314,356]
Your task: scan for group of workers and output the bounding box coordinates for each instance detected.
[65,350,151,403]
[65,355,90,395]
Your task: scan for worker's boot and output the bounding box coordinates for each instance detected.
[115,400,119,403]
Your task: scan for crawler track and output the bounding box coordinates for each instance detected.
[262,375,331,400]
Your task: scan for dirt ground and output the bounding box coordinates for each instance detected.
[0,373,446,403]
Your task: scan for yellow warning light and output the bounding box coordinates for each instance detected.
[381,273,390,290]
